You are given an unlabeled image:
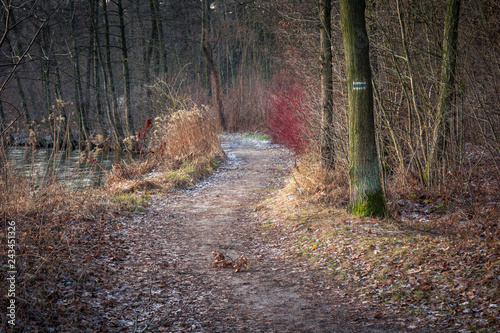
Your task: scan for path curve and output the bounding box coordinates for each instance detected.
[89,135,419,332]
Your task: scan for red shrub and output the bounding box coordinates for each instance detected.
[267,84,310,155]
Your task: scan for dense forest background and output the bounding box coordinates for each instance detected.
[1,0,499,192]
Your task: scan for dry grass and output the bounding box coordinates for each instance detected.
[286,153,349,208]
[106,105,224,195]
[159,107,222,163]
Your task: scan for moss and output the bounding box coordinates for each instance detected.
[243,133,270,141]
[348,189,388,217]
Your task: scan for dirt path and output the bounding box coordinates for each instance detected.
[87,135,424,332]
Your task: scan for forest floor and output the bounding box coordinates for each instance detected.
[69,134,436,332]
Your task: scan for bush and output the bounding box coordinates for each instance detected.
[267,84,311,155]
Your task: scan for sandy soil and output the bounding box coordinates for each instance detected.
[85,135,430,332]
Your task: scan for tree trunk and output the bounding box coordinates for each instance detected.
[117,0,134,138]
[40,52,53,129]
[144,0,159,83]
[39,25,61,147]
[202,0,226,132]
[143,0,167,80]
[102,0,124,144]
[201,0,212,98]
[425,0,461,185]
[90,0,107,138]
[203,45,227,132]
[340,0,387,217]
[0,99,5,130]
[151,0,167,76]
[70,1,90,145]
[319,0,335,170]
[15,75,32,135]
[156,1,168,76]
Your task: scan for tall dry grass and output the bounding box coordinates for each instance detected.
[106,104,224,193]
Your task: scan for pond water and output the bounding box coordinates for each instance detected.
[2,147,137,188]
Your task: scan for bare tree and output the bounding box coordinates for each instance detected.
[425,0,462,185]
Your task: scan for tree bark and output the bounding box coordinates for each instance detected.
[102,0,124,144]
[201,0,212,97]
[203,45,227,132]
[90,0,107,138]
[425,0,461,185]
[202,0,227,132]
[340,0,387,217]
[117,0,134,138]
[319,0,335,170]
[144,0,158,83]
[70,1,90,144]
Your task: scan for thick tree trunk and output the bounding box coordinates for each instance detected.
[425,0,461,185]
[319,0,335,170]
[39,25,62,147]
[72,51,89,144]
[149,0,167,76]
[41,56,53,129]
[117,0,134,138]
[40,27,52,121]
[0,99,12,147]
[15,75,32,134]
[0,100,5,130]
[340,0,387,217]
[156,0,167,76]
